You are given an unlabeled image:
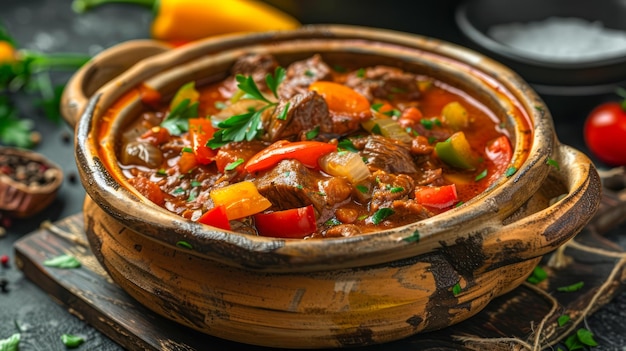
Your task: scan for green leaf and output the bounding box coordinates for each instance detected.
[452,282,462,295]
[225,158,244,171]
[43,254,81,269]
[557,281,584,292]
[546,158,560,170]
[265,66,286,99]
[564,334,584,351]
[0,333,20,351]
[505,166,518,177]
[557,314,570,327]
[474,169,488,181]
[324,218,341,226]
[176,241,193,250]
[305,126,320,140]
[403,230,420,243]
[371,208,394,225]
[160,99,199,135]
[526,266,548,284]
[61,334,85,348]
[237,74,270,103]
[576,328,598,347]
[338,138,358,152]
[0,113,34,148]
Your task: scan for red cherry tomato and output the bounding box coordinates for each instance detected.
[583,101,626,166]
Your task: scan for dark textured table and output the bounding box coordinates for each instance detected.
[1,1,625,350]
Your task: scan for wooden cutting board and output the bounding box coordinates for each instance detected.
[13,179,626,350]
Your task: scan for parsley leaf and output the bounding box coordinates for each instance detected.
[0,333,20,351]
[43,254,81,269]
[208,67,286,148]
[371,208,394,224]
[160,98,199,135]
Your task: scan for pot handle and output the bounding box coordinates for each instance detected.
[482,143,602,263]
[61,39,172,128]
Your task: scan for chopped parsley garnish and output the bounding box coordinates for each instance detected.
[475,169,488,181]
[557,314,571,327]
[338,138,358,152]
[388,186,404,193]
[161,99,199,135]
[305,126,320,140]
[43,254,81,269]
[176,241,193,250]
[505,166,518,177]
[526,266,547,284]
[182,147,193,153]
[225,158,244,171]
[356,68,366,78]
[355,184,369,194]
[0,333,20,351]
[452,282,462,295]
[557,281,584,292]
[546,158,560,170]
[403,230,420,243]
[61,334,85,348]
[564,328,598,350]
[371,208,394,224]
[208,67,285,148]
[325,218,341,226]
[370,123,382,135]
[191,180,202,187]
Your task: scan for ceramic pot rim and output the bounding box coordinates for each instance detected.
[74,25,559,271]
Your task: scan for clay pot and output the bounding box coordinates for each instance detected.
[61,25,601,348]
[0,146,63,218]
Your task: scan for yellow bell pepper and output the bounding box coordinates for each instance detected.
[209,181,272,220]
[72,0,301,43]
[0,41,17,64]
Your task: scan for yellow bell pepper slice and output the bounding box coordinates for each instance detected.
[442,101,469,131]
[209,181,271,220]
[170,81,199,111]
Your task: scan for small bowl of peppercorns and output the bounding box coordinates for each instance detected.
[0,146,63,218]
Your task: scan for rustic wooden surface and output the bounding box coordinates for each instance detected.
[13,183,626,350]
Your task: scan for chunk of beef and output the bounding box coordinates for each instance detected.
[345,66,421,101]
[361,135,419,174]
[369,170,415,209]
[253,159,351,220]
[222,53,279,95]
[278,54,333,99]
[263,91,333,142]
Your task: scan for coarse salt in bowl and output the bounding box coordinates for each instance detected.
[455,0,626,95]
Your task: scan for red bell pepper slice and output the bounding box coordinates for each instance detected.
[198,205,231,231]
[414,184,458,209]
[485,135,513,172]
[244,141,337,173]
[254,205,317,238]
[189,118,216,165]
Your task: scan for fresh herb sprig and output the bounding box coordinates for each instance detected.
[208,67,285,148]
[0,22,90,148]
[160,99,199,135]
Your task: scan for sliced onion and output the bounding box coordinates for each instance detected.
[362,117,413,143]
[319,151,371,184]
